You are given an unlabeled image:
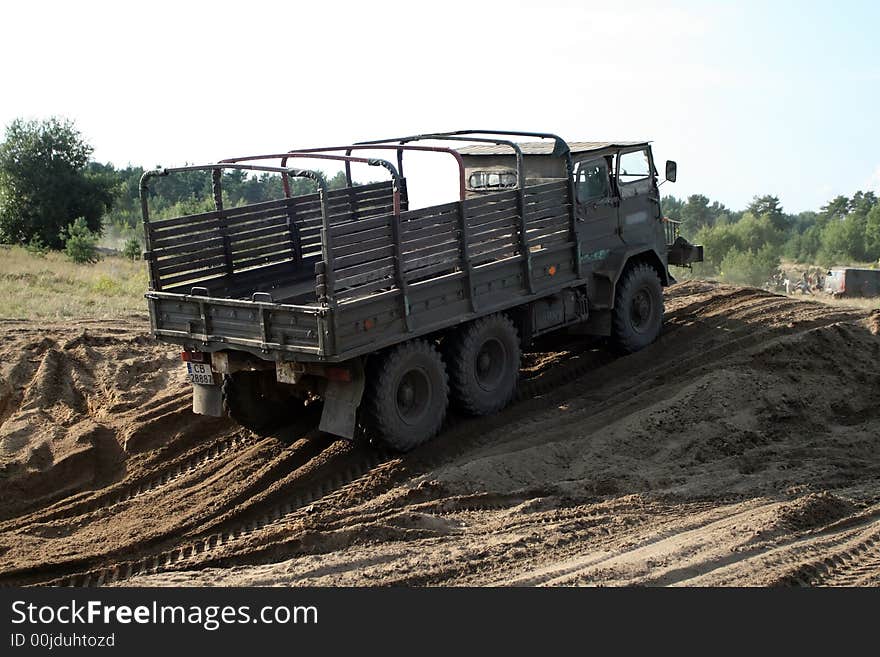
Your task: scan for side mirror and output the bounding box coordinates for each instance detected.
[665,160,677,183]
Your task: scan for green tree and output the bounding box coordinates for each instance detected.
[747,195,787,231]
[679,194,713,237]
[820,195,850,221]
[818,214,864,265]
[693,222,738,274]
[798,224,823,261]
[677,194,731,238]
[328,171,350,190]
[0,117,114,248]
[730,212,784,251]
[865,204,880,261]
[850,191,877,217]
[61,217,100,264]
[661,195,684,220]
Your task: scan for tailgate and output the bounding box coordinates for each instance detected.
[147,292,323,355]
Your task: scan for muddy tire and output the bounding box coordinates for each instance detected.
[222,372,292,435]
[445,314,520,415]
[612,263,664,354]
[363,340,448,452]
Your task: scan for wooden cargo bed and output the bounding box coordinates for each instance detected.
[147,178,582,361]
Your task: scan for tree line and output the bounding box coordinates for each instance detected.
[1,117,878,278]
[663,191,880,286]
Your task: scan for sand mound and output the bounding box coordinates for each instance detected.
[426,311,880,504]
[0,320,228,518]
[772,492,856,532]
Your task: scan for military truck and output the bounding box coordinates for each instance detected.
[140,130,702,451]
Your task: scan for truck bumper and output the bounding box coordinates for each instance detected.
[667,238,704,267]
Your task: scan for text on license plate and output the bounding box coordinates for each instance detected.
[186,362,215,385]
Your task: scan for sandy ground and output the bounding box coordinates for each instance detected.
[0,282,878,587]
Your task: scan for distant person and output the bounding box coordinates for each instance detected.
[800,272,813,295]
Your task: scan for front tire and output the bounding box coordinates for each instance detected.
[363,340,449,452]
[445,314,521,415]
[612,263,664,354]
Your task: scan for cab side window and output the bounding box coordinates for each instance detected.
[575,159,611,203]
[617,149,651,184]
[617,148,653,199]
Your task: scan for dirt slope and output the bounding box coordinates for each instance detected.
[0,282,878,587]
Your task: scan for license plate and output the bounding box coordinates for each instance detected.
[186,362,215,385]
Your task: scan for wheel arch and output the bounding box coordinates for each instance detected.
[623,249,669,288]
[591,248,669,310]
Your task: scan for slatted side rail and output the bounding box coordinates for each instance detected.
[293,180,404,260]
[522,180,573,251]
[399,202,462,282]
[147,180,404,294]
[463,190,521,267]
[329,213,396,299]
[328,182,573,305]
[331,198,474,302]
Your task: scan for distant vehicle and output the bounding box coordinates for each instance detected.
[140,130,703,451]
[824,267,880,298]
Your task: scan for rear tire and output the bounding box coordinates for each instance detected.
[222,371,295,434]
[363,340,449,452]
[446,314,520,415]
[612,263,664,354]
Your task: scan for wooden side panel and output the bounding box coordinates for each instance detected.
[149,180,403,294]
[464,192,520,266]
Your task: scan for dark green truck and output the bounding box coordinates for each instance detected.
[141,130,702,450]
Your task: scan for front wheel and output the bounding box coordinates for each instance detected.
[362,340,449,452]
[612,263,664,354]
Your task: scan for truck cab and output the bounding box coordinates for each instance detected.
[459,140,701,312]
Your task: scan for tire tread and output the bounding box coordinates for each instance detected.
[362,340,449,451]
[611,263,664,353]
[447,314,520,415]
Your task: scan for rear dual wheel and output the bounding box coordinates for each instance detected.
[363,314,521,452]
[362,340,449,452]
[445,314,521,416]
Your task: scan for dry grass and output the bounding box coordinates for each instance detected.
[781,291,880,313]
[0,246,148,320]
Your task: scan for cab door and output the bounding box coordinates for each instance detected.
[615,146,662,247]
[574,156,620,268]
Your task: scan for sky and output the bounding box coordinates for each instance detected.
[2,0,878,213]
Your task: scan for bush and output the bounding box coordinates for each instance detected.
[719,245,780,288]
[25,235,48,257]
[122,236,141,261]
[60,217,100,264]
[91,274,122,295]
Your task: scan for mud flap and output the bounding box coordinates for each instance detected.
[192,382,223,417]
[319,360,365,439]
